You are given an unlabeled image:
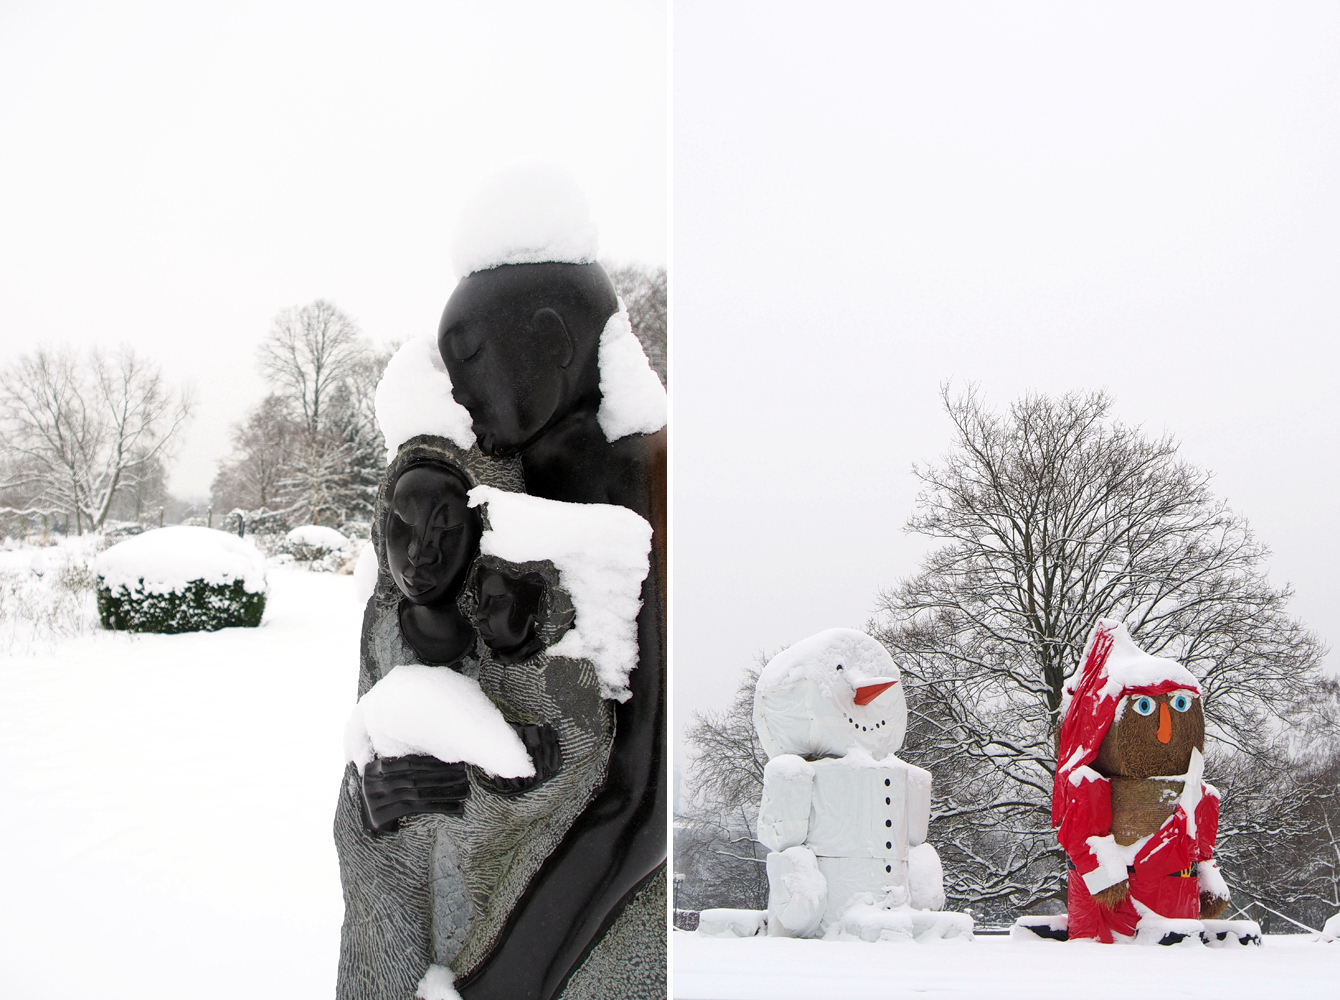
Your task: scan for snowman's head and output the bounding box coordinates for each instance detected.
[753,628,907,760]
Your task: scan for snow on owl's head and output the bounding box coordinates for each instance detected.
[753,628,907,760]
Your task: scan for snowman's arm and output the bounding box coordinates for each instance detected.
[758,755,815,852]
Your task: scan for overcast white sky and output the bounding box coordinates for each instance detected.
[0,0,667,497]
[673,3,1340,776]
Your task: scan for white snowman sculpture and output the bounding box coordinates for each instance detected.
[754,628,947,938]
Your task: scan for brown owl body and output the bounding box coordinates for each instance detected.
[1090,693,1227,919]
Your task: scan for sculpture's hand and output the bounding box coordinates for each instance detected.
[1092,879,1129,910]
[360,754,470,835]
[479,723,562,796]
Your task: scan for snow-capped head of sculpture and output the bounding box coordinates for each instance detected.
[753,628,907,761]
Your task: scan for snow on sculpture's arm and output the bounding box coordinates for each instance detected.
[758,755,815,852]
[467,485,652,703]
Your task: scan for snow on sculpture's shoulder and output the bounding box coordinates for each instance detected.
[1094,619,1200,699]
[757,628,898,696]
[450,162,598,277]
[94,526,267,596]
[468,485,652,702]
[375,336,476,461]
[344,664,534,778]
[596,300,666,442]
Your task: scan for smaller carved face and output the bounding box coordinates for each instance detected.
[385,464,482,606]
[474,566,546,661]
[1094,690,1205,779]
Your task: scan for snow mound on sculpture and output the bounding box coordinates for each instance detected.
[94,526,266,596]
[597,301,666,441]
[375,336,476,460]
[451,162,599,277]
[1062,617,1200,712]
[344,664,534,778]
[468,485,652,702]
[415,963,461,1000]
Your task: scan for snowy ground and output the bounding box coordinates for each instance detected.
[0,561,358,999]
[673,930,1337,1000]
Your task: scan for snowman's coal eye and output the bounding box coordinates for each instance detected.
[1171,694,1192,713]
[1133,697,1155,716]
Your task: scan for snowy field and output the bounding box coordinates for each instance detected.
[0,556,358,999]
[673,931,1336,1000]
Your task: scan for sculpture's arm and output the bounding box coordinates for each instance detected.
[757,755,815,852]
[456,528,665,1000]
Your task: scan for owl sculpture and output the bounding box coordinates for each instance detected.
[1052,619,1231,943]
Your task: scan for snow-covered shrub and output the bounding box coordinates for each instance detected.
[94,526,267,633]
[0,536,106,652]
[284,524,353,572]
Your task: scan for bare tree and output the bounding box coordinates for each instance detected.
[216,323,396,531]
[676,667,771,911]
[0,347,192,532]
[211,395,301,513]
[257,300,366,436]
[868,384,1330,920]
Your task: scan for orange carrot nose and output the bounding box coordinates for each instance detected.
[1157,702,1172,743]
[854,681,897,706]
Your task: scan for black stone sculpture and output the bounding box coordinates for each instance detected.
[439,261,667,1000]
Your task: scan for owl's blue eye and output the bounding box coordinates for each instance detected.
[1171,694,1192,713]
[1132,697,1156,716]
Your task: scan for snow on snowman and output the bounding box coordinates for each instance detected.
[700,628,971,942]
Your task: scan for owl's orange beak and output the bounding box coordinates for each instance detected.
[1157,702,1172,743]
[854,680,897,706]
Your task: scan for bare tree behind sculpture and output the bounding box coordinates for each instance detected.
[257,299,367,436]
[217,303,393,529]
[0,347,192,532]
[868,384,1330,920]
[676,668,770,911]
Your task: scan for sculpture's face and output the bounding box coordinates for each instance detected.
[385,464,482,606]
[1094,689,1205,778]
[439,267,574,458]
[474,566,545,657]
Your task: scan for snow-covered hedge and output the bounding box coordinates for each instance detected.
[285,524,350,562]
[94,526,267,633]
